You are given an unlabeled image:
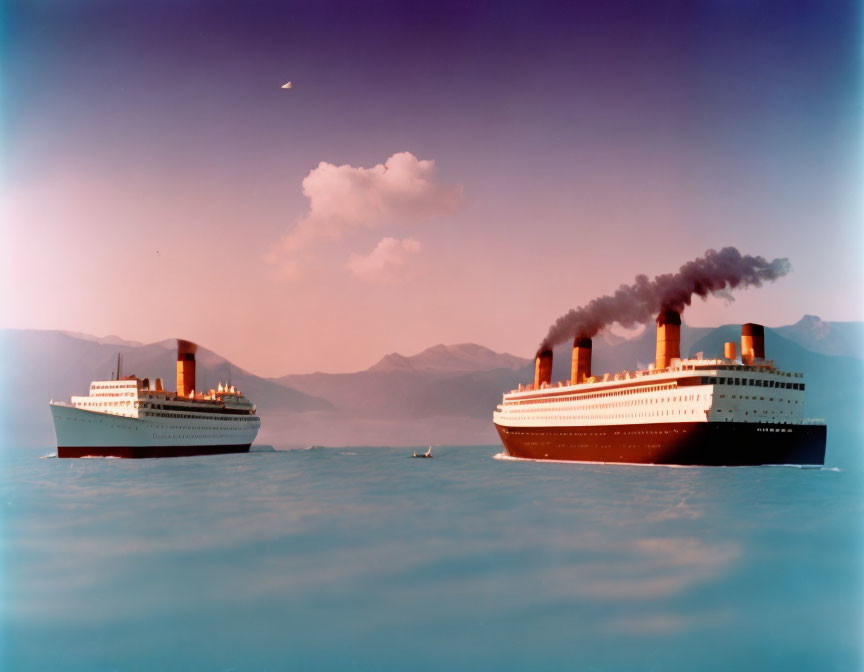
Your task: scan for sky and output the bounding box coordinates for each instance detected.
[2,0,861,375]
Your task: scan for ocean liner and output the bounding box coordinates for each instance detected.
[50,340,260,458]
[493,312,826,466]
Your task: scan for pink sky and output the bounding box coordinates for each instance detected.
[3,148,860,376]
[3,2,860,375]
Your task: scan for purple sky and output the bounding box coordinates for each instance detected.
[2,1,861,374]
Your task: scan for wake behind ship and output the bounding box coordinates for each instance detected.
[50,340,260,458]
[493,313,826,466]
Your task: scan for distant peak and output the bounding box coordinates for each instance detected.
[366,342,529,373]
[788,315,830,335]
[367,352,416,373]
[418,342,493,355]
[60,330,143,347]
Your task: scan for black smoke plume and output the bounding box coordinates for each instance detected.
[539,247,790,352]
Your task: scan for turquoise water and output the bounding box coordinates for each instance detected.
[2,445,862,671]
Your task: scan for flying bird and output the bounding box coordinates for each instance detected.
[281,81,292,89]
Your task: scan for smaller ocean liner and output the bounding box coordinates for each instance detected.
[50,340,260,458]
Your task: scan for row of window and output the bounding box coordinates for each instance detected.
[518,373,804,404]
[509,409,702,421]
[508,393,703,412]
[716,409,787,416]
[697,365,801,377]
[141,412,255,421]
[140,403,252,416]
[514,384,678,406]
[151,426,244,432]
[702,376,803,390]
[505,394,799,417]
[153,435,240,440]
[718,394,798,403]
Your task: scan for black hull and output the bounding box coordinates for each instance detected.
[57,444,252,459]
[494,421,826,466]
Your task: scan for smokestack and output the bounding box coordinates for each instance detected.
[177,339,198,397]
[655,309,681,370]
[741,323,765,365]
[534,349,553,389]
[571,337,592,384]
[724,341,736,360]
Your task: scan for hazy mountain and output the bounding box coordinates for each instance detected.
[276,324,724,422]
[59,331,144,347]
[368,343,529,375]
[775,315,864,359]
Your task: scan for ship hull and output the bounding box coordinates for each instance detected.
[51,403,259,459]
[57,444,251,459]
[494,421,826,466]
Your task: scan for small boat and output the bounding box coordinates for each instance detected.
[412,446,433,458]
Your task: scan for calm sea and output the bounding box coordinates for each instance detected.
[1,445,862,671]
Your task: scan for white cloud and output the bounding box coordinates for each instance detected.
[279,151,463,253]
[347,237,421,283]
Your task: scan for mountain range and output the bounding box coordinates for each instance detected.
[2,315,861,465]
[368,343,528,374]
[774,315,864,358]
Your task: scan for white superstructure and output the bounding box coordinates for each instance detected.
[494,357,813,429]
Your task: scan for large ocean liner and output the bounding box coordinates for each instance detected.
[50,340,260,458]
[493,312,826,466]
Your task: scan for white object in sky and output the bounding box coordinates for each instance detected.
[282,81,292,89]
